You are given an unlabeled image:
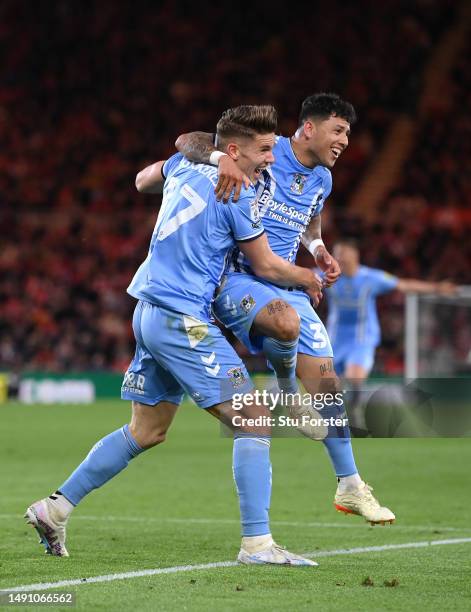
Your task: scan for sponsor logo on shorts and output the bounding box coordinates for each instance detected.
[227,366,247,388]
[240,294,256,314]
[122,371,146,395]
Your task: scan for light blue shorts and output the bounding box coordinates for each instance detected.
[333,342,376,376]
[121,300,254,409]
[213,273,333,358]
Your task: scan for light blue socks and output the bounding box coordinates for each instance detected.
[59,424,144,505]
[319,397,358,477]
[233,436,271,536]
[263,336,299,394]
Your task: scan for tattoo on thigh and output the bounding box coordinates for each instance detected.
[267,301,287,316]
[319,361,333,376]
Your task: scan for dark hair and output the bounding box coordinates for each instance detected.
[298,93,356,126]
[334,238,360,251]
[217,105,278,144]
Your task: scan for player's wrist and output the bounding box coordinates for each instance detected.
[300,268,319,290]
[307,238,325,257]
[209,151,228,166]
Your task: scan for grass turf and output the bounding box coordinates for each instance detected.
[1,400,470,610]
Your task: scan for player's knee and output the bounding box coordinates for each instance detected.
[129,423,168,449]
[272,305,300,342]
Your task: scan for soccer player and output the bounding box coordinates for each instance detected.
[175,93,395,524]
[326,238,457,399]
[25,105,323,566]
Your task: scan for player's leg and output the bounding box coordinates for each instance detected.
[149,304,315,566]
[57,399,179,507]
[214,274,300,394]
[207,398,316,566]
[294,296,395,524]
[344,348,375,425]
[25,300,184,556]
[296,353,358,479]
[253,299,300,394]
[24,398,179,557]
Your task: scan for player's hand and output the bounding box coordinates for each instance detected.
[436,281,458,296]
[303,270,324,295]
[307,289,323,307]
[215,156,250,203]
[315,246,341,287]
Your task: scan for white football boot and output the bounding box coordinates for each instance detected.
[334,481,396,525]
[237,535,317,566]
[25,497,69,557]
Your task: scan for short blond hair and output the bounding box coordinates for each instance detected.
[216,105,277,145]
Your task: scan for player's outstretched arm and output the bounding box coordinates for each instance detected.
[239,233,323,299]
[135,160,166,194]
[175,131,250,202]
[396,279,457,295]
[301,214,341,287]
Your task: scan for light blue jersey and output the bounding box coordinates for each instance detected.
[127,153,264,322]
[214,136,333,359]
[122,153,262,409]
[326,266,399,349]
[227,136,331,274]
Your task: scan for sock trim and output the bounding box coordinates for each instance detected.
[234,435,271,447]
[122,424,144,457]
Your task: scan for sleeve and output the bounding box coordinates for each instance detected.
[162,153,184,179]
[226,193,265,243]
[369,268,399,295]
[310,168,332,218]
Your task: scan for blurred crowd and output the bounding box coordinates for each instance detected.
[0,0,468,374]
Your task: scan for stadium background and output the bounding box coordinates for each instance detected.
[1,0,470,387]
[1,2,471,608]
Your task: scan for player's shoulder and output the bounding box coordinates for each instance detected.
[223,183,258,221]
[230,183,257,205]
[162,152,185,178]
[361,266,396,282]
[272,135,292,159]
[167,157,219,189]
[359,265,379,277]
[315,165,333,189]
[315,165,332,179]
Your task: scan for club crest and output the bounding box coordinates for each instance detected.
[290,173,308,194]
[227,366,247,388]
[240,294,256,314]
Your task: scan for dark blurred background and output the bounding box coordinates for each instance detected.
[1,0,470,378]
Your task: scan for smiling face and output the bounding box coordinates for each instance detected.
[304,114,350,168]
[226,133,276,182]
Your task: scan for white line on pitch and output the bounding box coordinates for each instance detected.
[0,513,466,532]
[4,538,471,593]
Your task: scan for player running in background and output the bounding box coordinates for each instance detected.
[175,93,395,525]
[25,105,323,566]
[326,238,457,411]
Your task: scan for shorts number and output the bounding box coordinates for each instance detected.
[310,322,327,349]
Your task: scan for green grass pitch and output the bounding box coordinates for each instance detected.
[1,400,470,611]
